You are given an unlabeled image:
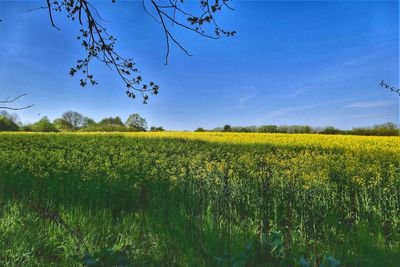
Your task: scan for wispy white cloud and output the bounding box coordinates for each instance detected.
[238,91,258,109]
[344,100,396,108]
[264,105,313,118]
[288,85,316,97]
[283,51,394,99]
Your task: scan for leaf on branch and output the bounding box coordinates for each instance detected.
[380,80,400,96]
[42,0,235,103]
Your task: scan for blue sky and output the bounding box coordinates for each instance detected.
[0,0,398,130]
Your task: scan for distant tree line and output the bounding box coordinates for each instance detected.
[195,123,399,136]
[1,110,398,136]
[0,110,165,132]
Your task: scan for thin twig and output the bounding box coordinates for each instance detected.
[25,6,48,13]
[0,93,28,104]
[380,80,400,96]
[46,0,60,30]
[142,0,160,24]
[0,105,34,111]
[0,94,33,110]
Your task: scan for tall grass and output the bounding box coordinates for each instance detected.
[0,133,399,266]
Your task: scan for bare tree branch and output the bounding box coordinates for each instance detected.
[25,6,48,13]
[142,0,160,24]
[0,94,34,110]
[380,80,400,96]
[148,0,236,64]
[0,93,28,104]
[0,106,33,111]
[46,0,60,30]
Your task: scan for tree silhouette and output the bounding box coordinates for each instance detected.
[62,111,85,129]
[31,0,235,103]
[222,124,232,132]
[126,113,148,131]
[99,116,124,127]
[0,111,20,131]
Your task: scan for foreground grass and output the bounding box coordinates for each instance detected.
[0,132,399,266]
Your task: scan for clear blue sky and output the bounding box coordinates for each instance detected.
[0,0,398,130]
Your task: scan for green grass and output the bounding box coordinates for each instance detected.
[0,133,399,266]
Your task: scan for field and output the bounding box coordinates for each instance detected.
[0,132,399,266]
